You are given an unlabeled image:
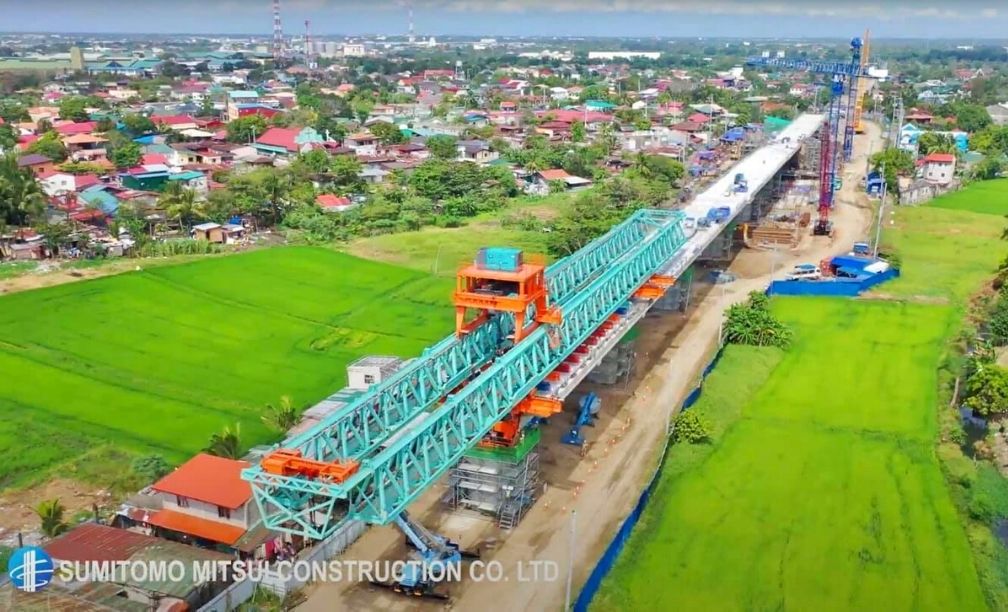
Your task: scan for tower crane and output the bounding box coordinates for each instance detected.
[854,29,872,134]
[746,37,875,236]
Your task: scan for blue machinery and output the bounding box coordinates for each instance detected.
[746,37,874,234]
[242,209,692,540]
[562,393,601,446]
[369,511,465,599]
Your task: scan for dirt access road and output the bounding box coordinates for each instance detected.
[298,122,880,612]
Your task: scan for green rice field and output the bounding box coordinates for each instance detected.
[883,179,1008,303]
[0,247,454,489]
[594,298,986,611]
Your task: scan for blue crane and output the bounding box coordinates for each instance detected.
[746,38,874,235]
[368,511,464,600]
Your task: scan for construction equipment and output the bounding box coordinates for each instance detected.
[241,118,826,546]
[369,512,468,600]
[562,393,601,446]
[733,173,749,193]
[853,29,872,134]
[747,36,875,237]
[706,206,732,224]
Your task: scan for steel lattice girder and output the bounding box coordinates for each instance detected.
[243,211,675,537]
[342,210,688,524]
[744,57,870,78]
[254,213,649,464]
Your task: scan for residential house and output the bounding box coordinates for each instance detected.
[120,164,171,191]
[921,152,956,185]
[120,453,274,557]
[153,114,199,132]
[40,171,101,197]
[27,523,234,612]
[168,170,209,193]
[192,222,245,243]
[226,90,262,121]
[253,126,326,158]
[345,132,380,156]
[535,109,613,132]
[78,184,121,215]
[54,121,98,137]
[456,139,499,164]
[317,193,354,212]
[528,169,593,195]
[905,109,934,124]
[16,153,57,175]
[63,133,108,162]
[85,58,162,76]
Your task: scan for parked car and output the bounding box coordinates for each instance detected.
[786,263,821,281]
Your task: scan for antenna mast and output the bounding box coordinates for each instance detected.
[272,0,284,63]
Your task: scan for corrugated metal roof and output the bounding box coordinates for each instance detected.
[46,522,152,562]
[151,453,251,509]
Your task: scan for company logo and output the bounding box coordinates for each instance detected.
[7,546,55,593]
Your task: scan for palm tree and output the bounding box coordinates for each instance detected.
[631,153,654,178]
[205,423,242,459]
[34,498,69,538]
[159,184,205,232]
[262,396,300,432]
[0,153,47,226]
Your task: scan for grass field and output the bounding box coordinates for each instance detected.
[929,179,1008,216]
[0,247,454,489]
[346,221,551,276]
[594,298,986,611]
[346,193,573,275]
[883,180,1008,303]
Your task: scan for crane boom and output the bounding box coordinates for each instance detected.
[746,36,875,234]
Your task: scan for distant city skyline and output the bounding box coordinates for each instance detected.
[0,1,1007,39]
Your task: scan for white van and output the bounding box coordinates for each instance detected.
[786,263,821,281]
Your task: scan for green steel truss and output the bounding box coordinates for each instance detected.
[243,210,684,539]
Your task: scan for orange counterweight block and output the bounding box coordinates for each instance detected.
[261,449,360,483]
[633,274,677,300]
[453,254,561,343]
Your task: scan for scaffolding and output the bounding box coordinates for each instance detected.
[443,429,542,530]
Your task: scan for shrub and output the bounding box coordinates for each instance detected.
[671,410,711,445]
[131,454,171,482]
[723,291,793,348]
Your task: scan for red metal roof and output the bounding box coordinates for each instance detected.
[255,127,300,152]
[153,115,196,126]
[54,121,98,136]
[317,194,351,209]
[147,508,246,545]
[687,113,712,124]
[923,153,955,164]
[151,453,252,509]
[538,169,571,181]
[45,523,153,562]
[535,109,613,124]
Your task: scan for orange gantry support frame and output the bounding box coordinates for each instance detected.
[261,449,360,483]
[453,253,561,343]
[633,274,677,300]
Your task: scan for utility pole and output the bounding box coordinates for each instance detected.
[873,161,887,258]
[564,510,576,611]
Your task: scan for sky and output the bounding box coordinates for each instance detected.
[0,0,1007,39]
